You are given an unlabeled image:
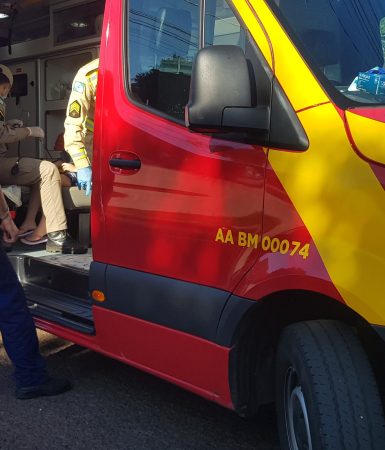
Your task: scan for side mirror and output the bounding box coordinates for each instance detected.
[186,45,309,151]
[185,45,269,136]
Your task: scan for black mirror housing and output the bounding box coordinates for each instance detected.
[186,45,269,134]
[186,44,309,152]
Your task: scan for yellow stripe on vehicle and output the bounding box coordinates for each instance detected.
[345,111,385,165]
[232,0,273,68]
[235,0,329,111]
[234,0,385,325]
[269,103,385,325]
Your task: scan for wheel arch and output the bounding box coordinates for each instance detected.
[227,289,385,417]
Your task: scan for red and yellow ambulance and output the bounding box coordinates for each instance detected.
[2,0,385,448]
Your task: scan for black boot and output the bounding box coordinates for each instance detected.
[46,230,87,254]
[15,378,72,400]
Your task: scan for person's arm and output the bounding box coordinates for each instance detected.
[5,118,23,127]
[0,123,31,144]
[64,71,92,170]
[0,187,18,243]
[61,162,77,173]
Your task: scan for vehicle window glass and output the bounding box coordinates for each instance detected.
[205,0,246,49]
[268,0,385,105]
[127,0,199,121]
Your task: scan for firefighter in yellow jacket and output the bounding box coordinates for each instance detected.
[64,58,99,196]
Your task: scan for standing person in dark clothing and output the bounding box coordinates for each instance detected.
[0,184,71,399]
[0,66,72,397]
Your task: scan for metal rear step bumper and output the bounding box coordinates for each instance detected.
[24,283,94,334]
[9,254,94,335]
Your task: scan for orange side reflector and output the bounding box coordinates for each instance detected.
[92,290,106,302]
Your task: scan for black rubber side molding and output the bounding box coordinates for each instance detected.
[91,262,230,343]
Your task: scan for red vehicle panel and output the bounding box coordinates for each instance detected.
[93,0,266,292]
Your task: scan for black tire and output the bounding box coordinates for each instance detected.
[275,320,385,450]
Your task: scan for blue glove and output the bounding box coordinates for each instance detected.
[77,167,92,196]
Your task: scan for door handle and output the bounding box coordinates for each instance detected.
[109,158,141,170]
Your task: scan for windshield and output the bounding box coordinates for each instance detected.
[268,0,385,105]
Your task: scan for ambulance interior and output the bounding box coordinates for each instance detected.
[0,0,105,333]
[0,0,104,269]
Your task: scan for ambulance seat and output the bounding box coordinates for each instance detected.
[62,187,90,246]
[62,186,91,209]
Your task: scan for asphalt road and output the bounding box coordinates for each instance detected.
[0,330,280,450]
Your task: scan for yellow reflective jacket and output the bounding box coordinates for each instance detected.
[64,58,99,169]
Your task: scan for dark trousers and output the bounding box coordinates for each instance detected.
[0,246,48,388]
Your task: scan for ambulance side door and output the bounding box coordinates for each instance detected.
[95,0,269,296]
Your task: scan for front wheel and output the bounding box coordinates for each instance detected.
[275,320,385,450]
